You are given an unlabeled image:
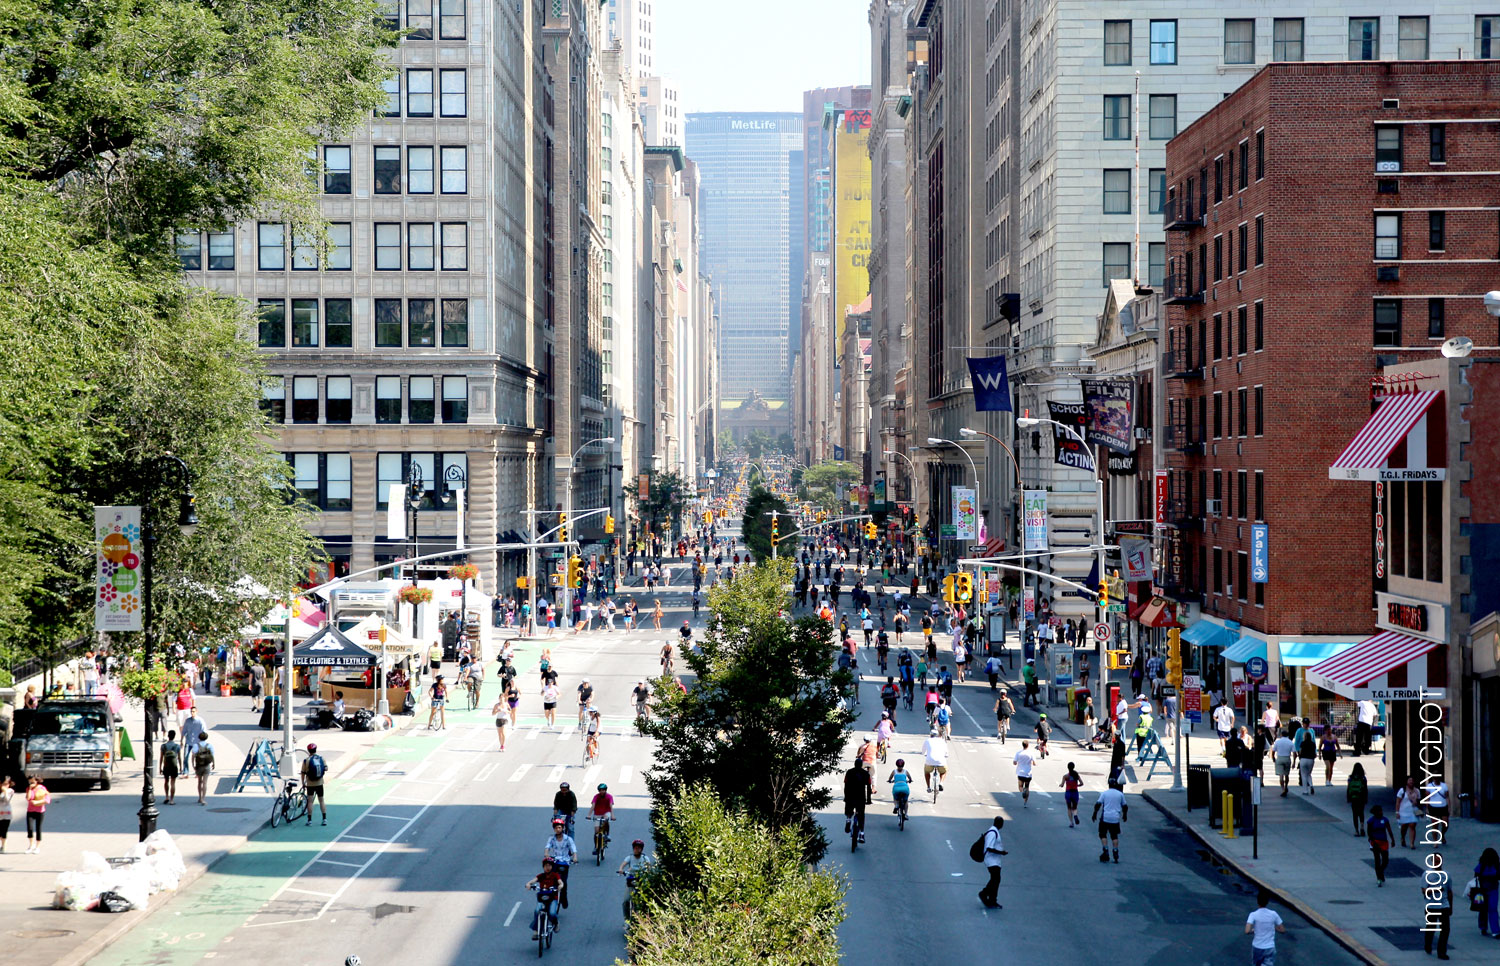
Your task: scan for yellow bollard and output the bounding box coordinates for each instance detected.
[1222,791,1237,839]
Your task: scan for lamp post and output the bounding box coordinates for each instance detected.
[561,437,614,629]
[960,426,1025,657]
[403,461,425,585]
[139,455,198,841]
[927,437,979,569]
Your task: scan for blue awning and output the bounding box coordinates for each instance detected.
[1278,641,1360,667]
[1180,620,1231,649]
[1222,638,1267,664]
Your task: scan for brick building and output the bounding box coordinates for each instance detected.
[1160,60,1500,801]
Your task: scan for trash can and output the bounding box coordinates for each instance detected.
[258,695,282,730]
[1209,767,1251,830]
[1186,763,1212,810]
[1071,687,1091,725]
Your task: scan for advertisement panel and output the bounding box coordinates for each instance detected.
[1120,537,1153,582]
[952,486,977,541]
[95,506,144,633]
[1023,587,1036,621]
[1022,489,1049,552]
[1047,401,1091,469]
[832,113,871,346]
[1155,470,1170,526]
[966,355,1012,412]
[1081,378,1135,454]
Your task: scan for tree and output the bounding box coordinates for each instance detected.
[797,461,860,513]
[626,470,690,539]
[740,487,789,563]
[641,560,853,865]
[623,784,846,965]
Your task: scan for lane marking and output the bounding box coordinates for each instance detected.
[508,764,534,782]
[503,901,522,928]
[405,760,431,783]
[526,727,542,741]
[365,813,411,821]
[556,727,576,741]
[430,764,460,784]
[339,761,368,782]
[284,887,336,898]
[619,765,634,785]
[341,835,387,843]
[546,764,568,783]
[475,762,499,783]
[583,764,602,788]
[311,859,365,869]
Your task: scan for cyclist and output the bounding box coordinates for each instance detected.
[921,728,949,795]
[879,676,900,723]
[982,653,1002,692]
[893,609,907,645]
[577,677,594,727]
[995,688,1015,743]
[632,680,651,720]
[843,760,872,844]
[934,698,952,740]
[861,613,875,648]
[678,620,693,647]
[898,653,915,710]
[936,664,954,703]
[617,839,649,918]
[525,857,564,939]
[875,627,890,672]
[924,684,940,722]
[552,782,578,837]
[465,657,485,700]
[887,758,913,821]
[584,708,602,761]
[590,782,615,846]
[855,734,877,772]
[875,712,896,760]
[660,641,674,675]
[691,590,701,618]
[920,613,936,663]
[543,818,578,907]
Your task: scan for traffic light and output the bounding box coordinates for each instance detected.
[567,555,583,588]
[955,573,973,603]
[1099,576,1110,608]
[771,515,780,541]
[1167,627,1183,687]
[864,522,877,540]
[558,512,568,543]
[516,576,528,589]
[942,575,956,603]
[605,514,615,535]
[979,577,990,605]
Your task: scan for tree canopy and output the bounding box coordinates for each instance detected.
[796,461,860,513]
[627,469,691,539]
[740,487,789,563]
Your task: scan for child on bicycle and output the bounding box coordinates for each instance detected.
[875,712,896,758]
[887,758,913,819]
[526,858,564,939]
[584,708,602,761]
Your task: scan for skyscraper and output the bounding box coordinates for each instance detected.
[686,112,801,426]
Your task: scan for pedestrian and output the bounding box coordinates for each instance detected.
[652,599,663,630]
[1472,847,1500,937]
[541,679,559,727]
[181,704,206,762]
[428,674,448,730]
[1425,877,1453,959]
[1354,697,1377,756]
[1366,804,1394,886]
[1161,690,1177,739]
[0,776,13,852]
[1346,762,1369,836]
[1034,712,1051,758]
[191,729,216,805]
[174,682,194,732]
[1293,718,1318,795]
[428,640,443,675]
[1424,776,1450,845]
[1319,727,1339,785]
[249,661,266,712]
[1012,741,1036,807]
[994,689,1014,743]
[1244,890,1286,966]
[1060,763,1082,827]
[1213,699,1236,752]
[159,729,183,805]
[24,775,49,854]
[491,695,511,750]
[1272,728,1294,796]
[976,816,1006,909]
[1397,775,1422,848]
[300,741,328,825]
[1020,659,1038,708]
[1091,778,1128,864]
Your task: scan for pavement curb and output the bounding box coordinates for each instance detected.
[1140,788,1392,966]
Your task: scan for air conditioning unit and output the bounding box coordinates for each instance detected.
[1377,265,1400,282]
[1205,499,1223,515]
[1134,427,1152,441]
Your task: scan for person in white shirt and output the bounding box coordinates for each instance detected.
[1115,696,1131,739]
[921,729,949,793]
[1245,891,1286,965]
[1012,741,1037,807]
[1260,704,1280,734]
[1271,732,1295,796]
[1213,700,1237,751]
[1091,779,1128,863]
[1354,699,1378,756]
[976,816,1006,908]
[1423,778,1450,844]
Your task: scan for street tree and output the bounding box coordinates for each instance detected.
[626,469,690,539]
[796,461,860,513]
[740,487,789,563]
[641,559,853,865]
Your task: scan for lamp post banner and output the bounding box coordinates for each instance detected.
[95,506,144,632]
[1081,378,1135,454]
[965,355,1013,411]
[1120,536,1153,582]
[1022,489,1049,552]
[1047,401,1091,469]
[952,487,977,541]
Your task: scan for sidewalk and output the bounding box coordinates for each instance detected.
[0,688,414,966]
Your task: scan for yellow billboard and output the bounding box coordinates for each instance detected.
[832,110,871,347]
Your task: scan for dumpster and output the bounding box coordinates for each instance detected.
[1209,767,1252,831]
[1186,763,1212,810]
[1070,687,1091,725]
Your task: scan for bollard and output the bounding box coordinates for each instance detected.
[1221,791,1237,839]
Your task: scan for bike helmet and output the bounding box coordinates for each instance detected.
[559,781,570,789]
[880,711,889,719]
[632,839,645,847]
[346,957,361,966]
[597,783,608,791]
[552,818,565,828]
[542,856,556,866]
[307,743,318,752]
[866,734,876,741]
[582,677,589,683]
[1039,712,1047,719]
[929,728,939,737]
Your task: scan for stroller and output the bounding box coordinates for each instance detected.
[1086,714,1115,751]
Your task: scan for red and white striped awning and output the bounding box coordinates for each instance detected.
[1328,391,1442,482]
[975,536,1006,558]
[1305,630,1443,701]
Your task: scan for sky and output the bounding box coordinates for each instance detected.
[650,0,872,114]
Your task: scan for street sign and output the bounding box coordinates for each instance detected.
[1182,673,1203,723]
[940,524,957,538]
[1107,602,1125,613]
[1093,622,1111,643]
[1245,656,1268,683]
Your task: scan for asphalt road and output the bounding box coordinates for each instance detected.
[83,561,1360,966]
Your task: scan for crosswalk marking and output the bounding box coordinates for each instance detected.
[475,762,499,783]
[526,726,542,741]
[340,761,368,782]
[583,764,602,787]
[507,764,533,782]
[546,763,568,783]
[556,726,575,741]
[619,765,633,785]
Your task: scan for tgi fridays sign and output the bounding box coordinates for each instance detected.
[1377,591,1446,641]
[1374,481,1386,581]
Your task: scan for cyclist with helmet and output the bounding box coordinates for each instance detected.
[843,760,872,843]
[874,712,896,760]
[552,781,578,837]
[543,818,577,907]
[887,758,913,822]
[617,839,650,919]
[855,734,878,771]
[525,856,564,938]
[590,782,615,844]
[576,677,594,727]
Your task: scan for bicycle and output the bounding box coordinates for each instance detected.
[529,884,559,957]
[849,810,863,852]
[465,676,481,711]
[876,738,889,765]
[930,769,943,804]
[269,777,309,827]
[895,792,909,831]
[589,815,610,865]
[584,731,599,764]
[618,869,638,920]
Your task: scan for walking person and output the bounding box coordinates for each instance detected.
[1092,779,1128,864]
[249,661,266,712]
[1366,804,1394,886]
[976,816,1006,909]
[1354,697,1377,756]
[1425,877,1453,959]
[1012,741,1036,808]
[192,730,216,805]
[1424,776,1450,845]
[159,729,183,805]
[1245,890,1286,966]
[1346,763,1369,836]
[1320,727,1340,785]
[491,695,512,750]
[1473,847,1500,937]
[24,775,49,854]
[1397,775,1422,848]
[300,741,328,825]
[0,776,13,852]
[1213,699,1236,753]
[1294,719,1318,795]
[1060,763,1083,827]
[1272,729,1294,797]
[541,679,560,727]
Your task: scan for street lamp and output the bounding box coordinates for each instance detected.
[927,437,980,565]
[139,454,197,841]
[561,437,614,627]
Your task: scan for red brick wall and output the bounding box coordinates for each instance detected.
[1465,363,1500,526]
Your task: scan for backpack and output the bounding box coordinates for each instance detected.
[881,684,897,701]
[161,744,181,770]
[193,746,213,770]
[305,753,326,780]
[968,832,988,863]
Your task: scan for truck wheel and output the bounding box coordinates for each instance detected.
[100,776,111,791]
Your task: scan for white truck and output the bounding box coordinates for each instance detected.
[18,696,116,790]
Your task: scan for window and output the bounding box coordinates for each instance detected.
[1213,313,1223,360]
[1430,124,1446,163]
[1429,211,1446,251]
[326,377,352,423]
[379,76,400,117]
[1375,214,1400,259]
[257,299,285,348]
[1224,19,1254,64]
[1480,16,1500,58]
[1149,242,1165,288]
[1237,470,1248,518]
[407,69,433,117]
[375,223,401,270]
[440,146,467,193]
[1149,20,1176,64]
[1104,20,1132,65]
[1102,170,1134,215]
[328,223,352,270]
[376,377,402,423]
[175,232,201,271]
[407,0,432,39]
[1102,242,1130,287]
[602,214,613,240]
[409,376,435,423]
[408,299,435,347]
[374,146,401,193]
[291,228,317,270]
[1148,168,1165,214]
[325,299,353,348]
[1272,19,1303,61]
[442,299,469,347]
[1237,223,1248,273]
[1375,126,1402,171]
[377,0,398,31]
[1237,552,1248,601]
[1238,141,1249,189]
[1428,298,1445,339]
[439,0,464,38]
[1213,236,1223,281]
[1237,305,1248,353]
[291,299,319,347]
[207,232,234,270]
[292,377,319,423]
[408,223,435,270]
[602,282,613,308]
[257,223,285,270]
[1254,301,1264,350]
[408,147,434,193]
[291,453,320,502]
[442,376,468,423]
[376,454,403,508]
[324,146,351,194]
[1237,387,1248,437]
[602,112,612,138]
[1374,299,1401,346]
[325,454,352,511]
[1214,158,1223,203]
[1103,95,1130,140]
[1254,216,1264,266]
[261,376,285,422]
[1255,130,1264,180]
[1349,17,1379,60]
[375,299,403,347]
[1255,470,1264,519]
[1254,386,1264,436]
[439,70,466,117]
[1148,95,1176,140]
[601,146,612,168]
[441,223,467,270]
[1398,16,1428,59]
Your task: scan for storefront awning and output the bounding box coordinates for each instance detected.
[1129,596,1183,628]
[1181,620,1231,649]
[1328,390,1442,481]
[1278,641,1360,667]
[1222,638,1267,664]
[1306,630,1442,700]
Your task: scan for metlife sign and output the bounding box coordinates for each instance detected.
[730,119,779,131]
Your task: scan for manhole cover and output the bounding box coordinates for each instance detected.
[9,930,75,940]
[210,807,252,814]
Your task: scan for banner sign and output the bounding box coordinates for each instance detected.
[1251,524,1270,583]
[966,355,1012,412]
[638,473,650,500]
[1047,401,1091,469]
[95,506,144,633]
[1155,470,1169,526]
[952,487,977,541]
[1022,490,1048,552]
[833,445,845,460]
[1081,378,1135,454]
[1023,587,1036,621]
[1120,536,1153,582]
[1106,450,1138,475]
[871,477,886,512]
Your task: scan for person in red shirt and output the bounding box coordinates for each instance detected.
[590,782,615,848]
[525,858,563,938]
